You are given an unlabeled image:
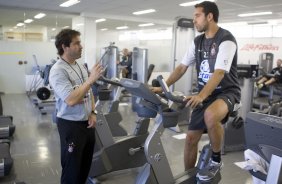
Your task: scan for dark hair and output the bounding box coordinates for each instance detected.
[55,29,81,56]
[195,1,219,23]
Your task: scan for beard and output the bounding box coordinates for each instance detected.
[196,25,207,33]
[196,21,208,33]
[71,50,82,59]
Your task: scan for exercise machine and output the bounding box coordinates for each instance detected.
[0,95,13,176]
[27,55,56,115]
[95,85,128,137]
[258,53,274,75]
[131,47,149,111]
[245,112,282,183]
[0,139,13,177]
[88,76,150,181]
[95,43,128,136]
[168,18,196,131]
[221,64,258,154]
[120,76,220,184]
[0,95,15,138]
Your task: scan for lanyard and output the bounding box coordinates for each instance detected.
[62,58,91,113]
[62,58,84,84]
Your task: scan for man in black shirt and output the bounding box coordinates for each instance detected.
[256,59,282,88]
[152,1,240,182]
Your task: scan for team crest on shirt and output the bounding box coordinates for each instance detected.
[211,43,217,56]
[198,60,212,83]
[68,142,75,153]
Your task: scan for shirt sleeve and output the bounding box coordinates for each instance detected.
[181,41,196,66]
[271,68,277,74]
[214,40,236,72]
[49,67,73,101]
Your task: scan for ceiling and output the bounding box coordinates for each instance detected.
[1,0,282,31]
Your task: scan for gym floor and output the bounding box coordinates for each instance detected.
[0,94,252,184]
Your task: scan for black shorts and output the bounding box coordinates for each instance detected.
[188,91,240,130]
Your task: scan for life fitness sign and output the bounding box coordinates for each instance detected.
[240,44,279,51]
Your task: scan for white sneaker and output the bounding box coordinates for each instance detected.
[196,159,223,182]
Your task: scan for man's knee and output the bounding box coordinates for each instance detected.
[185,132,201,147]
[204,109,218,128]
[204,99,229,128]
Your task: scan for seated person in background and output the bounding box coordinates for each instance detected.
[256,59,282,89]
[120,48,132,78]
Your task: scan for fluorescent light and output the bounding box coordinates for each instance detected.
[24,19,33,23]
[76,23,84,27]
[62,26,70,29]
[238,12,272,17]
[100,28,108,31]
[133,9,156,15]
[34,13,46,19]
[219,21,247,27]
[14,26,17,29]
[52,28,56,31]
[180,0,215,7]
[138,23,155,27]
[95,18,106,23]
[17,23,24,27]
[60,0,80,7]
[116,26,128,30]
[9,29,13,31]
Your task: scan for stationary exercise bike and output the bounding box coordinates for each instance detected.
[244,112,282,183]
[119,75,221,184]
[88,76,151,181]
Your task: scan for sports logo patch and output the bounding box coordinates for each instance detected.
[198,60,212,83]
[68,142,75,153]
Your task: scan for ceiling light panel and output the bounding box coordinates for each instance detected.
[179,0,215,7]
[60,0,80,7]
[238,12,272,17]
[76,23,84,26]
[34,13,46,19]
[17,23,24,27]
[133,9,156,15]
[24,19,33,23]
[116,26,128,30]
[138,23,155,27]
[95,18,106,23]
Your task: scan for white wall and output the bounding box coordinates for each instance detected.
[0,41,57,93]
[237,37,282,67]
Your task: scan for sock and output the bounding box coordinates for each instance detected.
[211,151,221,163]
[258,83,264,89]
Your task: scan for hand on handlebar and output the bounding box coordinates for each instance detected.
[150,86,163,94]
[88,63,104,84]
[184,95,203,108]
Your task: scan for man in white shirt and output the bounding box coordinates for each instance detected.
[152,1,241,182]
[49,29,103,184]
